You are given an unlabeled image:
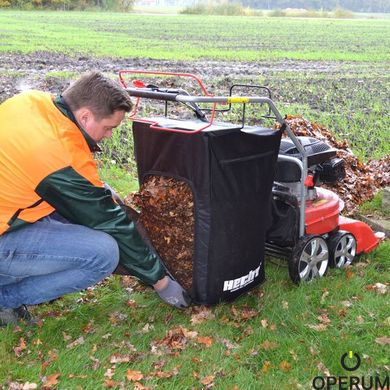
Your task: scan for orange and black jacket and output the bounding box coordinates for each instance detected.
[0,90,164,285]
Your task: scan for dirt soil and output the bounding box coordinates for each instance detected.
[0,52,346,103]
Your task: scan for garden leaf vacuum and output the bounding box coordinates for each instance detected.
[119,70,383,305]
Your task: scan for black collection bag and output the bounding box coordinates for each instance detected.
[133,120,282,304]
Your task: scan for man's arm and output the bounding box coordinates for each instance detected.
[35,165,165,285]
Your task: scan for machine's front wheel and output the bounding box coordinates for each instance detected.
[289,235,329,284]
[328,231,357,268]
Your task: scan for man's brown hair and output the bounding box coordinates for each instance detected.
[62,71,132,120]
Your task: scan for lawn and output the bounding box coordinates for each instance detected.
[1,11,390,61]
[0,10,389,389]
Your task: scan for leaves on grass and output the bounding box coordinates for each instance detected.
[110,354,132,364]
[66,336,85,349]
[190,306,215,325]
[126,369,144,381]
[261,361,272,373]
[41,373,60,389]
[375,336,390,346]
[279,360,292,372]
[82,320,95,334]
[365,283,388,295]
[345,267,354,280]
[151,326,192,354]
[316,361,331,377]
[196,336,214,347]
[308,323,328,332]
[6,382,38,390]
[260,340,279,350]
[230,305,258,321]
[13,337,27,357]
[201,375,215,387]
[260,319,269,328]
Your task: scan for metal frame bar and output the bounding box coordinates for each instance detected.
[119,70,308,238]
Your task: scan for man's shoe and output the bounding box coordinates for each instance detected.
[14,305,37,325]
[0,305,37,327]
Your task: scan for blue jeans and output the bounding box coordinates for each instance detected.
[0,212,119,308]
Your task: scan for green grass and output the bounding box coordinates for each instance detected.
[1,10,389,388]
[1,11,390,61]
[359,190,390,218]
[1,242,389,389]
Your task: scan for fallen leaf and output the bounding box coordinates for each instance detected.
[366,283,388,295]
[33,339,42,346]
[68,374,87,379]
[90,356,100,370]
[62,332,71,341]
[141,323,153,333]
[13,337,26,357]
[181,327,198,339]
[110,354,131,364]
[42,373,60,388]
[317,361,330,377]
[289,350,298,361]
[133,382,151,390]
[260,340,279,350]
[126,299,138,307]
[66,336,85,349]
[317,314,331,325]
[261,361,272,373]
[197,336,213,347]
[356,315,365,324]
[219,338,239,350]
[104,368,115,379]
[126,370,143,382]
[201,375,215,386]
[240,306,258,320]
[345,268,354,279]
[279,361,292,372]
[103,379,118,388]
[308,324,328,332]
[375,336,390,346]
[22,383,38,390]
[153,370,173,379]
[320,290,329,304]
[82,321,95,334]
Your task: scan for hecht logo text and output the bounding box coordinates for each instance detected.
[223,266,260,292]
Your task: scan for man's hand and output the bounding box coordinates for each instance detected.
[153,276,191,309]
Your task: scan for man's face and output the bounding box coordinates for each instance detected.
[82,109,126,142]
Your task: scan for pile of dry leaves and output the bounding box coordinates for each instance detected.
[125,176,195,291]
[284,115,390,214]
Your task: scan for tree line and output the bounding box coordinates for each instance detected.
[240,0,390,12]
[0,0,133,10]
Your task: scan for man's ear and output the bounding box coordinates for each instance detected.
[75,107,92,128]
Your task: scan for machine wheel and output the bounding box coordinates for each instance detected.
[288,235,329,284]
[328,231,357,268]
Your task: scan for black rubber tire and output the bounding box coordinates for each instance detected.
[288,235,329,284]
[328,231,357,268]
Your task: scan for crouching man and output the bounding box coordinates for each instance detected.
[0,71,190,326]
